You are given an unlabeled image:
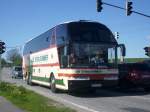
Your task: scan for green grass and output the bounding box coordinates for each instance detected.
[0,82,75,112]
[124,58,149,63]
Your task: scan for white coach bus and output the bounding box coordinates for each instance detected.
[22,20,125,92]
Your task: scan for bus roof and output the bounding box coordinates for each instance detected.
[23,20,116,55]
[25,20,111,44]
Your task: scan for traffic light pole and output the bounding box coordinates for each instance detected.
[103,2,125,10]
[101,2,150,19]
[0,54,2,83]
[132,10,150,18]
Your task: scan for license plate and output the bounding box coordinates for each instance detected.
[91,84,102,87]
[104,77,118,80]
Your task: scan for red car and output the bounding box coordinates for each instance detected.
[118,60,150,91]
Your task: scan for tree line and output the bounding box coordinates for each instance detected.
[1,48,22,67]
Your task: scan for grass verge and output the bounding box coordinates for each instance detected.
[124,58,149,63]
[0,82,76,112]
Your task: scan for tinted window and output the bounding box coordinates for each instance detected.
[23,30,51,55]
[68,22,117,44]
[56,24,67,46]
[51,28,56,45]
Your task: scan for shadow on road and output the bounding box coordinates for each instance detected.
[122,107,150,112]
[67,87,150,98]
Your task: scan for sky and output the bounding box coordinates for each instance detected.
[0,0,150,58]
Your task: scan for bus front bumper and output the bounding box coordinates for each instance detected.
[68,79,118,91]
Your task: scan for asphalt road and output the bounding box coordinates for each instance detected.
[1,68,150,112]
[0,96,24,112]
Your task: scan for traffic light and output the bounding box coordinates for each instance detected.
[144,47,150,57]
[97,0,103,12]
[0,41,6,54]
[126,1,133,16]
[115,32,119,39]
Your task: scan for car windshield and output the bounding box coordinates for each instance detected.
[15,67,22,71]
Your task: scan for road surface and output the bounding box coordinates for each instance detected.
[1,68,150,112]
[0,96,24,112]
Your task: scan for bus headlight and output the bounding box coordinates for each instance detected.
[104,76,118,80]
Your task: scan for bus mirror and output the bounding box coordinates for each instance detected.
[118,44,126,57]
[122,49,126,57]
[121,45,126,57]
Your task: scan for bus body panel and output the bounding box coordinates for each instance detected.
[23,20,121,91]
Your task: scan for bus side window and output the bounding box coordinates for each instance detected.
[60,55,68,68]
[56,24,67,46]
[58,46,68,68]
[51,28,56,45]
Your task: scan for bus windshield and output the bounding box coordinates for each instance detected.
[59,43,117,68]
[58,22,118,68]
[68,22,117,44]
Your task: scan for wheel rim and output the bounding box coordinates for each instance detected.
[51,77,55,84]
[51,76,56,92]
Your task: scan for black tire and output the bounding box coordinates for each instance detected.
[50,75,57,93]
[144,87,150,92]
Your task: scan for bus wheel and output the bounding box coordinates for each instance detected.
[50,75,57,93]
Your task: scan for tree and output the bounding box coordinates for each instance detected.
[6,48,22,66]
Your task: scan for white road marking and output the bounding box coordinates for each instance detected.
[57,97,105,112]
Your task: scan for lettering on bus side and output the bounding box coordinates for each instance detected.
[31,55,48,63]
[75,70,102,74]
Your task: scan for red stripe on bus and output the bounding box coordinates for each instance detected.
[58,73,117,80]
[32,63,59,67]
[60,67,115,70]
